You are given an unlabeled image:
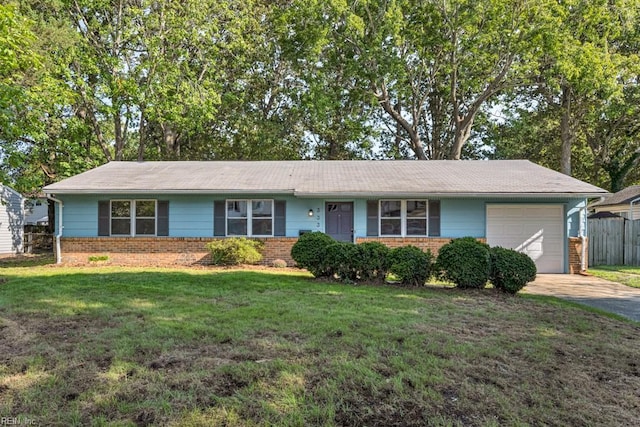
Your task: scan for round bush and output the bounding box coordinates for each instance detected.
[290,232,335,277]
[490,247,537,294]
[206,238,264,265]
[390,245,433,286]
[437,237,490,289]
[356,242,391,283]
[325,242,361,281]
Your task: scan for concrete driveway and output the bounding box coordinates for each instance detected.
[523,274,640,322]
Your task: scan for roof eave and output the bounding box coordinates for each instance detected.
[293,191,608,199]
[43,189,608,199]
[43,189,296,195]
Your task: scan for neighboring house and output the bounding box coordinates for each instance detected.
[24,197,49,225]
[590,185,640,220]
[42,160,608,273]
[0,184,24,254]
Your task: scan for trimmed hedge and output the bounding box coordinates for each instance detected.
[356,242,391,283]
[437,237,490,288]
[490,247,537,294]
[290,232,335,277]
[390,245,433,286]
[206,238,264,265]
[325,242,360,281]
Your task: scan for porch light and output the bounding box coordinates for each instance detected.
[308,209,314,217]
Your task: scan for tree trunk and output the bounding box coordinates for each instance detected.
[162,123,180,158]
[450,115,475,160]
[560,85,573,176]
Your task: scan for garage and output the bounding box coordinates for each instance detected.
[486,204,565,273]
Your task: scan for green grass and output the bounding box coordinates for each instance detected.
[1,264,639,426]
[589,265,640,288]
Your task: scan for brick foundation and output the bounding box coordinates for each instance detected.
[568,236,587,274]
[59,236,585,273]
[355,236,484,256]
[59,237,298,266]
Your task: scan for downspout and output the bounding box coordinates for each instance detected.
[579,204,587,273]
[46,194,63,264]
[630,196,640,220]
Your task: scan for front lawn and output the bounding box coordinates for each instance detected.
[589,265,640,288]
[0,264,638,426]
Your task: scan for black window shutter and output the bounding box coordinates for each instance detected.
[214,200,226,236]
[98,201,110,236]
[274,200,286,236]
[157,201,169,236]
[428,200,441,237]
[366,200,378,236]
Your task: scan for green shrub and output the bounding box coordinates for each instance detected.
[389,246,433,286]
[206,238,264,265]
[356,242,391,283]
[290,232,335,277]
[325,242,361,281]
[490,247,537,294]
[437,237,490,288]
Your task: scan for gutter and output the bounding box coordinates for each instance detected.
[46,194,63,264]
[630,196,640,220]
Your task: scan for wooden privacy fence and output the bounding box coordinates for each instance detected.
[588,218,640,266]
[24,232,53,254]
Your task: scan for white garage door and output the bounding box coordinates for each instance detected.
[486,205,564,273]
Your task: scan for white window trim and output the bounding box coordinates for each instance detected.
[110,200,158,237]
[225,199,274,237]
[379,200,429,237]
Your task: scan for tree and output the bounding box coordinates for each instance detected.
[489,0,640,189]
[283,0,555,160]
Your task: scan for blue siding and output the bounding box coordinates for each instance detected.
[440,199,486,238]
[57,194,588,244]
[169,196,214,237]
[566,198,586,238]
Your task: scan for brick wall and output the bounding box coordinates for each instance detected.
[59,236,585,273]
[568,236,587,274]
[355,236,486,256]
[60,237,298,266]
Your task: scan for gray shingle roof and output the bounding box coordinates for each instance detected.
[590,185,640,207]
[43,160,608,197]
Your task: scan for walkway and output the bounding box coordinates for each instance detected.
[524,274,640,322]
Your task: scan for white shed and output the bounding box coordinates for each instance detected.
[0,184,25,254]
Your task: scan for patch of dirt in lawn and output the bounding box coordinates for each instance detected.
[1,289,639,426]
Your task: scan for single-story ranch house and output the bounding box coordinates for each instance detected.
[43,160,608,273]
[590,185,640,220]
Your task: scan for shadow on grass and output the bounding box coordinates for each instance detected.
[0,253,55,268]
[2,268,640,426]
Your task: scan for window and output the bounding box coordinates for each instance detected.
[111,201,132,235]
[110,200,156,236]
[380,200,429,237]
[406,200,427,236]
[226,199,273,236]
[380,200,402,236]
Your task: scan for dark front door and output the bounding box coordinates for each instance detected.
[325,202,354,242]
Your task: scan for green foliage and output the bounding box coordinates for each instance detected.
[88,255,109,262]
[290,232,335,277]
[325,242,361,282]
[437,237,490,289]
[489,247,537,294]
[206,238,264,266]
[389,245,433,286]
[356,242,391,283]
[313,240,391,283]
